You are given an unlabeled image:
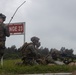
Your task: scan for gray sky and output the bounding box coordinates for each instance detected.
[1,0,76,54]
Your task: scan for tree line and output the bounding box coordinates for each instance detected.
[3,45,76,60]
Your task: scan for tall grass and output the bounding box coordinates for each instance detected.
[0,59,76,74]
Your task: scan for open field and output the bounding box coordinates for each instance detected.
[0,59,76,74]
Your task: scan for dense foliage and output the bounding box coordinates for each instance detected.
[3,45,76,61]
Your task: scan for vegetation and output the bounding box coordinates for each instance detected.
[4,45,76,60]
[4,45,21,59]
[0,59,76,74]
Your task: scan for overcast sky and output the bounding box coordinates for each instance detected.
[0,0,76,54]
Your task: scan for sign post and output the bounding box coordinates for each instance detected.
[23,22,26,43]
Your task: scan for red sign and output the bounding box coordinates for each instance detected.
[8,22,25,35]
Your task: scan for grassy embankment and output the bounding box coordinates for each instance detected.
[0,59,76,74]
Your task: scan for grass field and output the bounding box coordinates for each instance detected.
[0,59,76,74]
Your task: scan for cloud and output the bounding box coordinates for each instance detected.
[0,0,76,53]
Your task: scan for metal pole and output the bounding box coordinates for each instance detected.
[24,22,26,43]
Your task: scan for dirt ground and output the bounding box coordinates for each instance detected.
[72,71,76,75]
